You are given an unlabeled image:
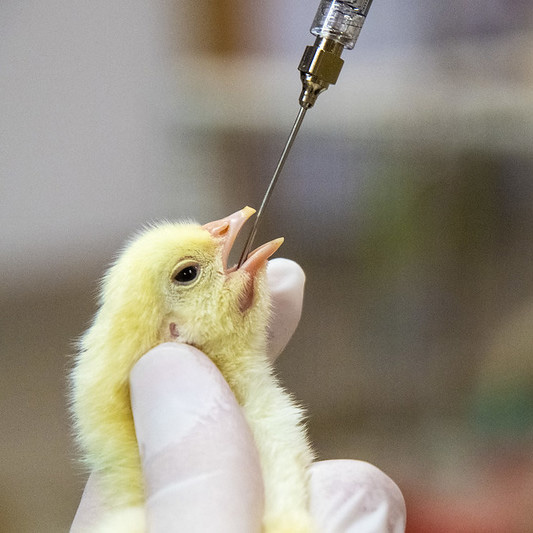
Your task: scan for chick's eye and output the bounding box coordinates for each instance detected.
[174,264,199,285]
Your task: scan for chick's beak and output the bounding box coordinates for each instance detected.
[239,237,284,277]
[202,206,284,274]
[202,206,256,270]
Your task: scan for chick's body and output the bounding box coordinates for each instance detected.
[70,209,314,532]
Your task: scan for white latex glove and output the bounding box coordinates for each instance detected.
[71,258,406,533]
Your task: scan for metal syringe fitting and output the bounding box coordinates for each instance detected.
[298,37,344,109]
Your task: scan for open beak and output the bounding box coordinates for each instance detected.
[202,206,284,286]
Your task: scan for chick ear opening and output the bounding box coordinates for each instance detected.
[169,322,180,339]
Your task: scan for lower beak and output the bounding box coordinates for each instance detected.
[202,206,284,275]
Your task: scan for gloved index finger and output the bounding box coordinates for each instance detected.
[266,258,306,362]
[130,343,264,533]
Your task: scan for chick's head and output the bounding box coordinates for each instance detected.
[98,207,283,366]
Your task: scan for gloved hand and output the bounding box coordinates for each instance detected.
[71,258,406,533]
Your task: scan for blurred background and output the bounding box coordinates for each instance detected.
[1,1,533,531]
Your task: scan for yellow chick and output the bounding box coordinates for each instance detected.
[70,207,314,532]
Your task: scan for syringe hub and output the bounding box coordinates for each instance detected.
[298,37,344,109]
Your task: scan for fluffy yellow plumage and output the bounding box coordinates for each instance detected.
[70,207,314,532]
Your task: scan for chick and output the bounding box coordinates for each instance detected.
[70,207,314,532]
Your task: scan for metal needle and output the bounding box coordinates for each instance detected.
[237,105,308,267]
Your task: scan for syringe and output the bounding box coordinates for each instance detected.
[237,0,373,267]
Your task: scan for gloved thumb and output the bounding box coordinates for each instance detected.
[130,343,264,533]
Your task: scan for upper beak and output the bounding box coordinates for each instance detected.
[202,206,284,277]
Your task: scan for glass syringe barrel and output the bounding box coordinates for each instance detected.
[311,0,373,50]
[298,0,373,108]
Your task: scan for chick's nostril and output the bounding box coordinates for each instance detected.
[203,220,230,238]
[202,206,256,238]
[202,207,257,271]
